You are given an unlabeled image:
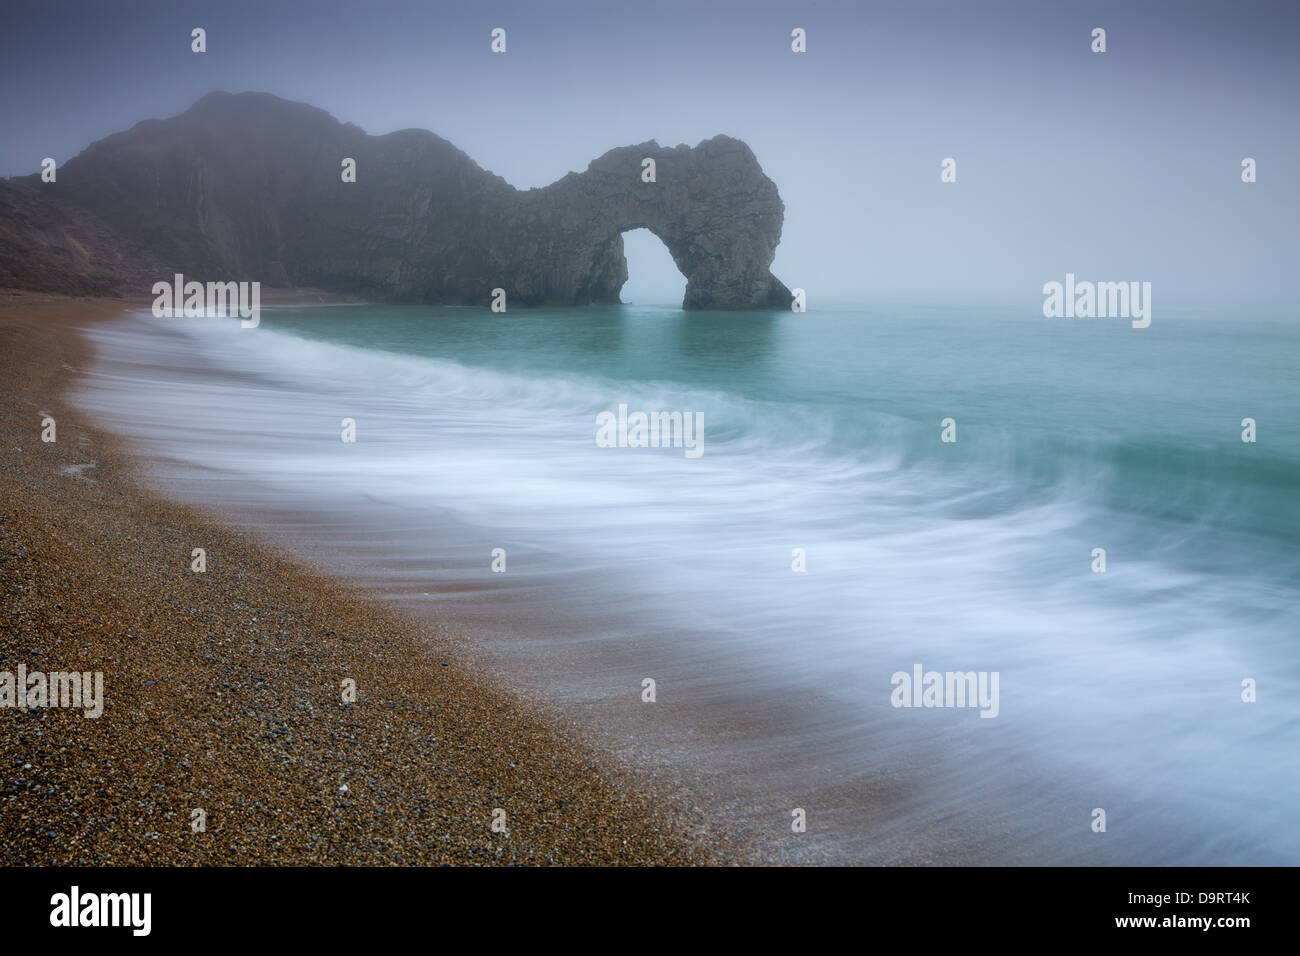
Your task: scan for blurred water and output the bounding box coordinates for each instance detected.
[74,302,1300,864]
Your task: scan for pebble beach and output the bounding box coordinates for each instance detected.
[0,292,729,865]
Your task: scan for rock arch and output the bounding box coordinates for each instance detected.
[0,93,794,311]
[505,136,792,309]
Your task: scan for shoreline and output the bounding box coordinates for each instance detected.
[0,291,735,865]
[62,298,999,867]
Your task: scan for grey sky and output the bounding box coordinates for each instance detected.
[2,0,1295,305]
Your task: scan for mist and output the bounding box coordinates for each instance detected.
[2,0,1295,306]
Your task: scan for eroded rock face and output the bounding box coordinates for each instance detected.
[0,92,791,310]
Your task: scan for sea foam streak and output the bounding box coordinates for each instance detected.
[74,306,1300,864]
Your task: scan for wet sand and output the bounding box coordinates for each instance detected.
[0,291,733,865]
[63,301,1011,868]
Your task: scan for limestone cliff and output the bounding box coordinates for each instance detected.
[0,92,791,310]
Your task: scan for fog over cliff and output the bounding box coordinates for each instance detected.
[0,92,791,308]
[2,0,1297,305]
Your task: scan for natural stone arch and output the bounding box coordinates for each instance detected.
[0,93,793,311]
[506,136,792,309]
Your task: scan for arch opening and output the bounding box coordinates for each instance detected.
[619,228,687,307]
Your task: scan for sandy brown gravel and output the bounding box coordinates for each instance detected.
[0,291,734,865]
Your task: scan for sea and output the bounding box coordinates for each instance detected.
[73,300,1300,864]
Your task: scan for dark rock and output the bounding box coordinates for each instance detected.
[0,92,791,310]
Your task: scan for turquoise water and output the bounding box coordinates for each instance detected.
[79,302,1300,864]
[266,303,1300,541]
